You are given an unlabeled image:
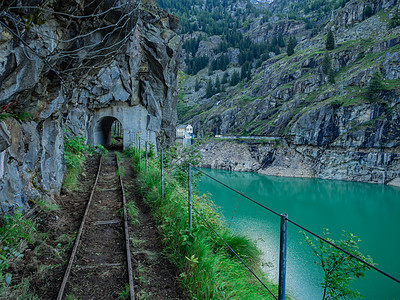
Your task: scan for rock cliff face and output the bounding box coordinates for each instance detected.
[0,0,181,212]
[199,140,400,186]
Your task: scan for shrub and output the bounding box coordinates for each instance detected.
[303,229,374,300]
[0,211,36,292]
[367,71,384,101]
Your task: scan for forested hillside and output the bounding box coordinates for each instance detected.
[161,0,400,185]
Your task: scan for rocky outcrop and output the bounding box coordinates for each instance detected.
[199,140,400,186]
[0,0,181,212]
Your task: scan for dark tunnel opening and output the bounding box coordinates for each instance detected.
[97,116,123,150]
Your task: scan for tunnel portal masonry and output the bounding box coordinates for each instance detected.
[89,102,157,150]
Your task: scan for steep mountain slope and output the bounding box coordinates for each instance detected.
[167,0,400,184]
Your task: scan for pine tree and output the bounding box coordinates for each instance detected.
[230,71,240,86]
[322,52,332,75]
[389,9,400,28]
[215,75,221,93]
[367,71,384,100]
[195,78,200,92]
[278,33,285,47]
[246,68,252,81]
[328,68,336,84]
[326,29,335,50]
[205,79,214,98]
[287,36,296,56]
[363,5,373,19]
[222,72,228,84]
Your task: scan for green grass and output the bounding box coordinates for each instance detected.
[126,147,279,299]
[33,199,60,212]
[126,201,140,225]
[118,284,130,300]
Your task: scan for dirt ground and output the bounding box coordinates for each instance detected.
[3,153,185,299]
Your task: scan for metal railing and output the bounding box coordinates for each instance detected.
[135,142,400,299]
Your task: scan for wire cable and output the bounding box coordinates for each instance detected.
[193,167,281,217]
[192,167,400,285]
[159,168,277,298]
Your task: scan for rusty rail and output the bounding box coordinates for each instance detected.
[57,156,103,300]
[57,153,135,299]
[115,153,135,300]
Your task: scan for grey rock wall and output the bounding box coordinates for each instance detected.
[0,2,181,212]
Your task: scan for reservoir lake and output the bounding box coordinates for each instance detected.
[196,168,400,300]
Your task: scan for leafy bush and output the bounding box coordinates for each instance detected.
[0,211,36,291]
[64,135,88,156]
[63,133,90,191]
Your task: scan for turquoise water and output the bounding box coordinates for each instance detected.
[196,168,400,300]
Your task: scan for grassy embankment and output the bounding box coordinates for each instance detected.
[125,146,279,299]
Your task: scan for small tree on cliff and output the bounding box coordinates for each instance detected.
[326,29,335,50]
[205,79,214,98]
[322,52,335,84]
[367,71,384,101]
[230,71,240,86]
[287,36,296,56]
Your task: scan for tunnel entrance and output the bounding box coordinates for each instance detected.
[95,116,123,150]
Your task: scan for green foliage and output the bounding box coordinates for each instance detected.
[94,144,108,155]
[194,78,200,92]
[363,5,374,19]
[15,112,32,122]
[0,113,13,120]
[222,72,228,84]
[328,68,336,84]
[230,70,240,86]
[163,142,203,188]
[211,54,230,71]
[287,36,296,56]
[367,71,384,101]
[64,135,88,156]
[303,229,374,299]
[325,29,335,50]
[389,9,400,28]
[118,284,130,299]
[0,112,32,121]
[321,52,335,83]
[63,133,92,191]
[0,211,36,291]
[206,79,214,98]
[185,56,209,75]
[126,201,139,225]
[322,52,331,75]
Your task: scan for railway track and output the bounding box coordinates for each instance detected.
[57,152,134,300]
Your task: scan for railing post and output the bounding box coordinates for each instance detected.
[188,164,193,230]
[161,148,164,199]
[278,214,288,300]
[145,141,148,174]
[139,137,141,168]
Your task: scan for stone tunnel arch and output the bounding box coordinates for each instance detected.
[89,103,158,151]
[94,116,123,149]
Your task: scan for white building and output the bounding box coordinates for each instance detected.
[176,124,193,146]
